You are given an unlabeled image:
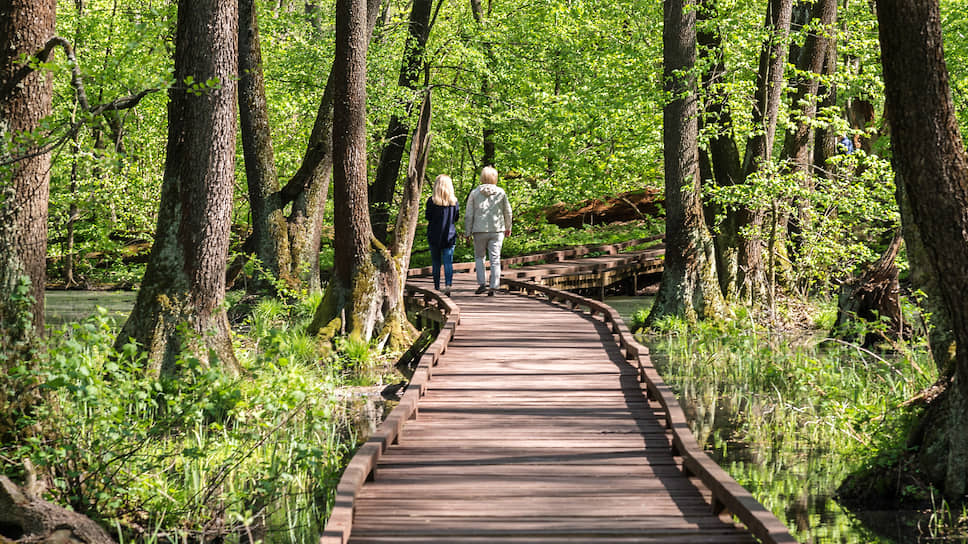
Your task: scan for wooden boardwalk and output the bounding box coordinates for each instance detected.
[324,241,796,543]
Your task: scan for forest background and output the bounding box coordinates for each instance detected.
[4,0,968,541]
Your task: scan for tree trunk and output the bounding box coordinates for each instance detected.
[730,0,793,304]
[781,0,836,175]
[239,0,293,291]
[116,0,240,377]
[384,93,433,347]
[277,0,382,292]
[369,0,434,244]
[832,230,904,346]
[308,0,409,348]
[647,0,726,325]
[897,171,954,371]
[812,37,838,181]
[876,0,968,499]
[697,0,743,300]
[0,0,56,336]
[780,0,836,269]
[0,476,115,544]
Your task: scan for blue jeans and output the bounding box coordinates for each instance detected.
[430,244,455,289]
[473,232,505,289]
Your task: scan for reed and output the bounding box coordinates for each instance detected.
[642,306,937,542]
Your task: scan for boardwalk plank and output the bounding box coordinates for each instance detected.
[342,275,769,543]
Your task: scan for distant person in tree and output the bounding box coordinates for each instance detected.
[465,166,512,296]
[838,133,855,154]
[426,174,460,296]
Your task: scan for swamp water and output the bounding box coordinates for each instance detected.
[605,296,929,544]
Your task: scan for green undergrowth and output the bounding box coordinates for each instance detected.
[639,304,937,542]
[2,291,395,543]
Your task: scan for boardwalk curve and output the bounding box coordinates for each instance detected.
[323,242,797,543]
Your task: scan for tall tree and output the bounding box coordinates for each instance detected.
[368,0,435,243]
[0,0,56,336]
[116,0,240,376]
[241,0,382,293]
[697,0,743,297]
[876,0,968,498]
[647,0,726,324]
[308,0,413,349]
[733,0,793,304]
[239,0,293,291]
[698,0,793,304]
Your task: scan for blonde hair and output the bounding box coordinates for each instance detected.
[432,174,457,206]
[480,166,498,185]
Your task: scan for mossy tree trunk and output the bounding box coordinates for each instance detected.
[0,0,55,337]
[647,0,726,325]
[732,0,792,305]
[876,0,968,499]
[241,0,382,293]
[696,0,792,306]
[697,0,743,301]
[116,0,240,377]
[239,0,293,292]
[308,0,411,349]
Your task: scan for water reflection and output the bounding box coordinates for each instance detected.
[605,295,909,544]
[45,290,136,325]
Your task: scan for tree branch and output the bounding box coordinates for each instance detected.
[0,36,160,167]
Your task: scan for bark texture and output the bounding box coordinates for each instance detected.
[732,0,793,304]
[116,0,240,376]
[369,0,434,244]
[832,231,904,346]
[0,476,114,544]
[0,0,56,335]
[876,0,968,498]
[239,0,292,290]
[275,0,382,292]
[309,0,409,348]
[647,0,726,325]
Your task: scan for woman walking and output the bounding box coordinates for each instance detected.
[426,174,460,296]
[464,166,512,296]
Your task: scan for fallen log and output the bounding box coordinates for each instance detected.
[0,476,115,544]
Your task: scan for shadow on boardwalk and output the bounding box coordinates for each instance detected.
[323,239,796,544]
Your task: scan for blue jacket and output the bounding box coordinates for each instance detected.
[426,198,459,248]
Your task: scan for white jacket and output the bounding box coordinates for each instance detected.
[464,184,512,234]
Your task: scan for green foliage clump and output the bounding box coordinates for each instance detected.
[0,295,383,542]
[643,311,935,542]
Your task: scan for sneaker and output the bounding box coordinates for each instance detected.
[443,287,451,296]
[475,285,488,294]
[487,288,495,296]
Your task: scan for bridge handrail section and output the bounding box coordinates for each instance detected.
[321,285,459,544]
[502,278,798,544]
[407,234,664,277]
[504,244,665,283]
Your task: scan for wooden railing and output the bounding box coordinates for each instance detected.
[320,285,459,544]
[406,234,664,277]
[502,278,799,544]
